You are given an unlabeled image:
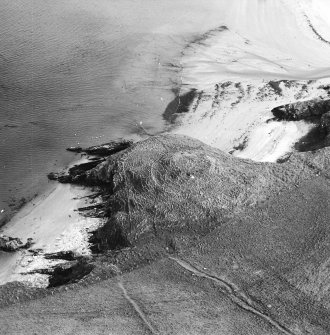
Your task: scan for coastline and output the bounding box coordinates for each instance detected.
[0,156,106,287]
[0,1,330,333]
[1,0,330,288]
[0,0,228,228]
[1,132,328,333]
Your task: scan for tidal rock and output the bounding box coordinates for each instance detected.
[52,140,132,184]
[272,98,330,121]
[66,146,83,153]
[66,139,132,156]
[47,172,72,183]
[48,159,104,184]
[0,235,33,252]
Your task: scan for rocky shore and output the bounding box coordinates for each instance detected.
[0,235,33,252]
[48,132,328,251]
[1,124,328,333]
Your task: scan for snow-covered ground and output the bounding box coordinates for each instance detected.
[173,0,330,162]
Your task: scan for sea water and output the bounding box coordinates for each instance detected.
[0,0,225,225]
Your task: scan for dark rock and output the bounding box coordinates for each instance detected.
[66,140,132,157]
[89,221,130,253]
[77,202,106,218]
[23,238,34,249]
[66,146,83,153]
[44,251,76,261]
[48,159,104,184]
[84,140,132,156]
[272,98,330,121]
[66,160,105,184]
[319,85,330,91]
[47,172,73,183]
[0,235,33,252]
[272,99,330,151]
[29,257,94,288]
[49,140,132,185]
[163,88,199,124]
[77,203,104,212]
[47,172,59,181]
[69,160,104,176]
[295,124,329,152]
[47,259,94,288]
[294,111,330,152]
[268,80,285,95]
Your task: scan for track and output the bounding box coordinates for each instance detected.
[118,281,158,335]
[169,256,296,335]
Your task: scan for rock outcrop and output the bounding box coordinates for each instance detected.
[66,139,132,156]
[55,134,323,251]
[272,97,330,121]
[0,235,33,252]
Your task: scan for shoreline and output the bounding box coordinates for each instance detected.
[2,44,330,289]
[1,131,328,333]
[0,0,329,295]
[0,157,106,287]
[1,92,329,287]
